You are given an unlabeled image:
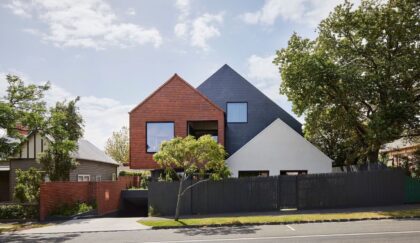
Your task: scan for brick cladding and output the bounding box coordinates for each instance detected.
[129,74,225,169]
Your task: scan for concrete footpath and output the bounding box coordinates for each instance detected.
[18,217,150,234]
[2,219,420,243]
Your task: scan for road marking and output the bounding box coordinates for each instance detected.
[144,230,420,243]
[286,225,295,231]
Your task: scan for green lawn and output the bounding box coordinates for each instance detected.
[139,208,420,228]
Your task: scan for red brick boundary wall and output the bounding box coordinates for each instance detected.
[39,176,133,221]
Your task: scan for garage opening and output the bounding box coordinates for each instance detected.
[187,121,218,141]
[119,190,148,217]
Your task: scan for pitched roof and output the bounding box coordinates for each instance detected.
[380,137,420,153]
[14,132,118,165]
[198,64,302,131]
[72,139,118,165]
[130,74,224,114]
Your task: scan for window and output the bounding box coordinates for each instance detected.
[96,175,102,182]
[227,103,247,123]
[238,171,269,178]
[77,174,90,182]
[280,170,308,176]
[147,122,175,153]
[112,173,116,181]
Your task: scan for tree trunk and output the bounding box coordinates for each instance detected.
[174,177,184,221]
[367,147,380,171]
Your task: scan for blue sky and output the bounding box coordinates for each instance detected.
[0,0,352,149]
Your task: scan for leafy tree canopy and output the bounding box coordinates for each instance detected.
[274,0,420,165]
[105,126,129,164]
[0,75,49,160]
[38,98,84,181]
[153,135,230,220]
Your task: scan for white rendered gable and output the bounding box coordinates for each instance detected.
[227,118,332,177]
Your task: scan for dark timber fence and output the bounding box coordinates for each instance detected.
[148,170,405,216]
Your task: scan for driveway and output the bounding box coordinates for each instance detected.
[19,217,150,234]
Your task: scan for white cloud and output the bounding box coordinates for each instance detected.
[190,13,223,50]
[173,0,223,50]
[4,0,32,18]
[1,73,131,149]
[247,54,278,81]
[241,0,358,27]
[126,8,136,16]
[245,55,304,123]
[6,0,162,49]
[174,23,188,38]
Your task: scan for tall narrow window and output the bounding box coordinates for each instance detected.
[146,122,175,153]
[227,102,247,123]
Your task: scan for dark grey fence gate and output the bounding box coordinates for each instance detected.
[278,176,297,208]
[148,170,405,216]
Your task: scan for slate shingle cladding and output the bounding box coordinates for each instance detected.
[198,64,302,156]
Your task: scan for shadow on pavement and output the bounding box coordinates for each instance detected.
[0,233,80,243]
[174,225,260,236]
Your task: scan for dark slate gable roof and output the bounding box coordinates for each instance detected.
[198,64,302,156]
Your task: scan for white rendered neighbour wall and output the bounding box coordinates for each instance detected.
[227,118,332,177]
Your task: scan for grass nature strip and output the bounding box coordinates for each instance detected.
[139,209,420,228]
[0,222,51,234]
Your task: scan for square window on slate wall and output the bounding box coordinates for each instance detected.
[227,102,247,123]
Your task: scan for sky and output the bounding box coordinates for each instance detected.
[0,0,354,149]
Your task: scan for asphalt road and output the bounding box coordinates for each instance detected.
[2,219,420,243]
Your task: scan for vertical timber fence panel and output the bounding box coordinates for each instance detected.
[148,170,405,217]
[297,170,405,209]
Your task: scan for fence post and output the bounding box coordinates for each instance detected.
[296,175,299,210]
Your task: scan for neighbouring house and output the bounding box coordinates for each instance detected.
[0,161,10,201]
[381,137,420,168]
[8,131,119,201]
[129,64,332,177]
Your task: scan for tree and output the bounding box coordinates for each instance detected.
[274,0,420,166]
[14,167,43,203]
[38,98,84,181]
[153,135,230,220]
[105,126,129,164]
[0,75,49,160]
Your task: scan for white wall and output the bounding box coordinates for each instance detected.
[227,118,332,177]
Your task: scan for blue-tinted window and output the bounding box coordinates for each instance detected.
[227,103,247,123]
[146,122,174,152]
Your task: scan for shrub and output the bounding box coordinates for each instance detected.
[119,170,151,189]
[0,204,38,219]
[49,201,95,217]
[14,168,43,203]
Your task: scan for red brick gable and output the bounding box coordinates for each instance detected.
[129,74,225,169]
[130,74,224,114]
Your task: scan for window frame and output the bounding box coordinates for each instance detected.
[226,102,248,123]
[77,174,91,182]
[238,170,269,178]
[280,170,308,176]
[96,175,102,182]
[146,121,175,154]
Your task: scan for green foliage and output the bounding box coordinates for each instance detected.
[0,204,38,219]
[119,170,151,189]
[49,201,94,217]
[38,98,84,181]
[105,126,129,164]
[153,135,230,220]
[13,168,43,203]
[274,0,420,165]
[0,75,49,160]
[394,148,420,178]
[153,135,230,180]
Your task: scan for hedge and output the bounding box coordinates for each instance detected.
[0,204,38,220]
